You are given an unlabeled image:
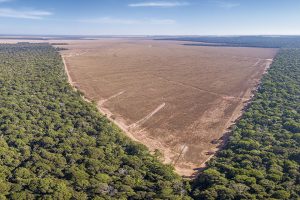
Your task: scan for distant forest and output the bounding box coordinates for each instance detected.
[0,41,299,200]
[157,36,300,48]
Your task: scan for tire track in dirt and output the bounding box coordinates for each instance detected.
[98,90,126,105]
[252,58,261,66]
[129,103,166,129]
[62,56,76,85]
[153,75,248,101]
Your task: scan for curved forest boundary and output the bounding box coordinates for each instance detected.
[190,49,300,199]
[0,43,191,199]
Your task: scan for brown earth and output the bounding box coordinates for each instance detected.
[56,39,277,176]
[0,38,277,176]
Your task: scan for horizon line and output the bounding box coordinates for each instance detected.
[1,34,300,37]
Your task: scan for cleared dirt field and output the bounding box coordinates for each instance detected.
[0,37,276,176]
[55,39,278,176]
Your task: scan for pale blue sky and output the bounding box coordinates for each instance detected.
[0,0,300,35]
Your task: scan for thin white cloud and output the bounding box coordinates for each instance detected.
[0,8,52,19]
[216,1,240,8]
[80,17,176,25]
[149,19,176,25]
[128,1,189,7]
[0,0,13,3]
[80,17,140,25]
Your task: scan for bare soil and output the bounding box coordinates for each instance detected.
[56,39,277,176]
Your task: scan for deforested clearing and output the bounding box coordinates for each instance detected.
[57,39,278,176]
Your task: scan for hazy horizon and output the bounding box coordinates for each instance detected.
[1,34,300,37]
[1,0,300,35]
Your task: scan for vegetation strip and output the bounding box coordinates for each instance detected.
[191,49,300,200]
[0,43,190,199]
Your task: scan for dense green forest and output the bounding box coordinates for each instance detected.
[0,43,190,199]
[191,49,300,199]
[1,43,299,200]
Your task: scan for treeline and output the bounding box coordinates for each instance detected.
[0,43,191,199]
[157,36,300,48]
[191,49,300,199]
